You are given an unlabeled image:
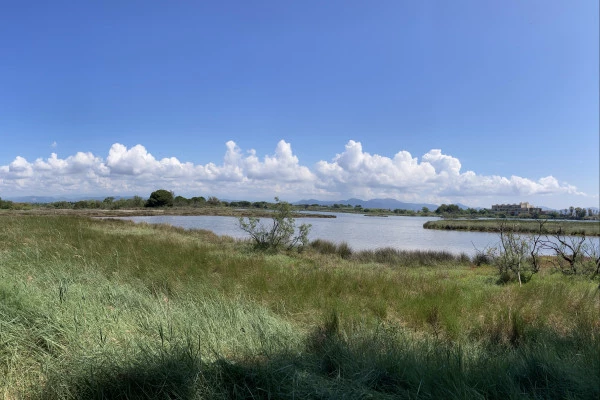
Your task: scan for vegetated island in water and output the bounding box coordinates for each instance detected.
[423,219,600,237]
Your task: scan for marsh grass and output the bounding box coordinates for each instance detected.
[309,239,353,259]
[424,219,600,236]
[354,247,471,266]
[309,238,470,266]
[0,215,598,398]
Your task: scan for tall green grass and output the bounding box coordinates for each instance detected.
[309,238,470,266]
[0,216,598,398]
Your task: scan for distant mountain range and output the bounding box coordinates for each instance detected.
[294,198,442,211]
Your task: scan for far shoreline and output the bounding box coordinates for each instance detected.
[0,207,336,219]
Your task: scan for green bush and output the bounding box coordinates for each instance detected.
[0,197,14,209]
[487,224,543,285]
[309,239,338,254]
[309,239,353,259]
[473,251,491,266]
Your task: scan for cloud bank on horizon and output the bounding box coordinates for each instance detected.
[0,140,588,208]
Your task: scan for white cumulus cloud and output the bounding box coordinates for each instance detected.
[312,140,585,204]
[0,139,587,207]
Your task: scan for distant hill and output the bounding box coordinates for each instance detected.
[294,198,439,211]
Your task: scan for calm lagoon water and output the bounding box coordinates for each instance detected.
[115,213,505,255]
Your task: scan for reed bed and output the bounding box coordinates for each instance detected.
[424,218,600,236]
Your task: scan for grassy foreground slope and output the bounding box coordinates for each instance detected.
[0,216,598,399]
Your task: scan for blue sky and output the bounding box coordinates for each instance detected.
[1,1,598,209]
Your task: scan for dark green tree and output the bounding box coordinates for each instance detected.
[190,196,206,207]
[131,195,145,208]
[174,196,190,207]
[575,207,586,219]
[207,196,220,206]
[435,204,461,214]
[145,189,174,207]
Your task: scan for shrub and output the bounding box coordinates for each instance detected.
[238,197,311,251]
[309,239,353,259]
[543,230,598,278]
[207,196,220,206]
[310,239,338,254]
[173,195,190,207]
[473,251,492,266]
[487,223,543,285]
[0,197,14,209]
[337,242,353,259]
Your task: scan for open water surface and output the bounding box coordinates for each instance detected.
[115,213,508,255]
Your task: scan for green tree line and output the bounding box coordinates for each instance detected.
[0,191,597,220]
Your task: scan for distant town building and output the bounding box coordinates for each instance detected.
[491,202,542,216]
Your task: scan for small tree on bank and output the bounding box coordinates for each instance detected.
[238,198,311,251]
[542,229,590,276]
[485,222,545,286]
[484,221,598,285]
